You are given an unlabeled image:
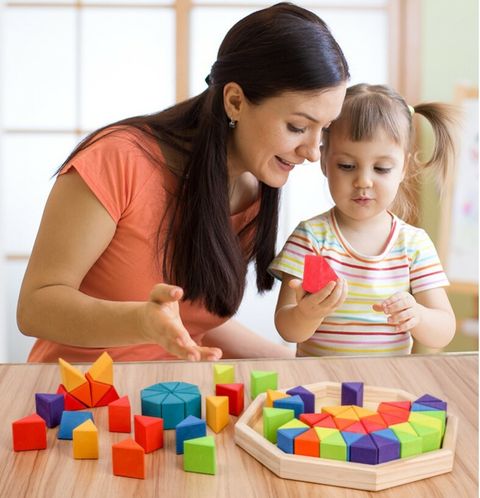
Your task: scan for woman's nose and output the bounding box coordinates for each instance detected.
[298,136,321,163]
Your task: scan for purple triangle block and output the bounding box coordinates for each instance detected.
[416,400,447,411]
[415,394,443,404]
[371,433,400,463]
[286,386,315,413]
[35,393,65,428]
[371,428,398,442]
[341,431,365,460]
[350,434,378,464]
[341,382,364,406]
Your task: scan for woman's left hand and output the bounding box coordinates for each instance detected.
[372,291,423,333]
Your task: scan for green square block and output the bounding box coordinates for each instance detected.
[410,422,442,452]
[263,407,294,443]
[213,365,235,386]
[184,436,216,475]
[251,371,278,399]
[390,428,423,458]
[320,431,347,461]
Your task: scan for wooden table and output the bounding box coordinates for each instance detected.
[0,353,477,497]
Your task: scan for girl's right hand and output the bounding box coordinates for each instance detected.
[289,278,348,322]
[141,283,223,361]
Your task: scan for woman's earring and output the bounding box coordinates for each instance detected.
[229,118,237,129]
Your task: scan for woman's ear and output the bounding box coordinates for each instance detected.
[223,82,245,122]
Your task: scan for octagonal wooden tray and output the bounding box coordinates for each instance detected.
[234,382,458,491]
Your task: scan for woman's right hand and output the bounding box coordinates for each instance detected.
[142,283,223,361]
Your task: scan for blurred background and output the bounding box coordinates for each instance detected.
[0,0,477,362]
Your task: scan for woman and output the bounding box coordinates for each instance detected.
[17,3,349,362]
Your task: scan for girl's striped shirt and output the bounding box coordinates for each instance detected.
[269,209,449,357]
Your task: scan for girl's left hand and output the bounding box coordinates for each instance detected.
[372,292,423,332]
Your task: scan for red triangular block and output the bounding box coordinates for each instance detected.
[70,381,93,407]
[86,372,112,407]
[302,255,338,293]
[57,384,87,411]
[96,385,120,407]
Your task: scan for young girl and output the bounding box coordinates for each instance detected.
[269,83,457,356]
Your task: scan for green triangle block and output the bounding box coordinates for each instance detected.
[389,422,417,436]
[390,429,422,458]
[263,407,294,443]
[213,365,235,386]
[184,436,216,475]
[313,427,339,440]
[320,431,347,461]
[251,371,278,399]
[278,418,309,430]
[411,410,446,436]
[408,412,443,433]
[410,422,442,452]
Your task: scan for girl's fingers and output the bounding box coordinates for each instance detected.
[311,280,337,304]
[388,309,412,324]
[395,317,417,333]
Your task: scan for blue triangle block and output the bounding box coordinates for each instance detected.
[273,395,305,418]
[350,434,378,465]
[341,431,365,460]
[371,428,399,442]
[175,415,206,454]
[58,411,94,440]
[411,402,438,412]
[277,427,309,454]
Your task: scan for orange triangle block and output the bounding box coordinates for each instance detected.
[300,413,329,427]
[58,358,87,392]
[380,412,408,426]
[86,372,113,407]
[57,384,87,411]
[383,400,411,411]
[96,386,120,407]
[313,414,337,429]
[70,381,93,407]
[342,421,367,434]
[321,405,349,417]
[294,428,319,457]
[87,352,113,385]
[334,417,356,431]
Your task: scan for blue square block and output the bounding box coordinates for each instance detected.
[273,395,305,419]
[175,415,207,454]
[58,411,94,440]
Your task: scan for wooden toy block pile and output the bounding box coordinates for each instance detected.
[262,381,448,465]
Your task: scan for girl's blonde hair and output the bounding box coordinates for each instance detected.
[322,83,459,223]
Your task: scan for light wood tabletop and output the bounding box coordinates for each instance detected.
[0,353,477,498]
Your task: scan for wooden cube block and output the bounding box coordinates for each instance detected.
[112,438,145,479]
[183,436,216,475]
[134,415,164,453]
[58,411,94,440]
[12,414,47,451]
[73,419,98,459]
[213,364,235,386]
[302,254,338,293]
[176,415,206,454]
[206,396,229,433]
[215,383,244,416]
[35,393,64,428]
[108,395,131,433]
[251,371,278,400]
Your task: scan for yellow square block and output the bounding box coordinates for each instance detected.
[73,420,99,459]
[265,390,290,408]
[213,364,235,386]
[206,396,229,433]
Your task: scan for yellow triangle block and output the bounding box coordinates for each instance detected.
[87,352,113,385]
[352,406,377,418]
[321,405,349,417]
[206,396,229,433]
[314,427,338,441]
[58,358,87,392]
[73,420,98,459]
[265,390,290,408]
[337,407,359,421]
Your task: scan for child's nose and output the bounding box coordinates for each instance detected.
[354,171,373,188]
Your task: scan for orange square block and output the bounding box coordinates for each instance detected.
[112,438,145,479]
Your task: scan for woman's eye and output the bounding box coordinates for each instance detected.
[287,124,306,134]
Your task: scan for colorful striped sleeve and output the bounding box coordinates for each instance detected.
[268,220,319,281]
[409,228,449,294]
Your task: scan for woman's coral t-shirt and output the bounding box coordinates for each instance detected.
[27,127,259,362]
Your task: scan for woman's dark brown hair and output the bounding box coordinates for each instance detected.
[57,2,349,316]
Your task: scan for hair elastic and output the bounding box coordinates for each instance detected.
[408,105,415,115]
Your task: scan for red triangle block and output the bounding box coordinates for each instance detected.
[302,255,338,294]
[86,372,112,407]
[299,413,330,427]
[313,414,337,429]
[12,413,47,451]
[342,421,367,434]
[334,417,356,431]
[380,412,408,426]
[383,400,411,411]
[96,385,120,407]
[57,384,87,411]
[361,414,388,433]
